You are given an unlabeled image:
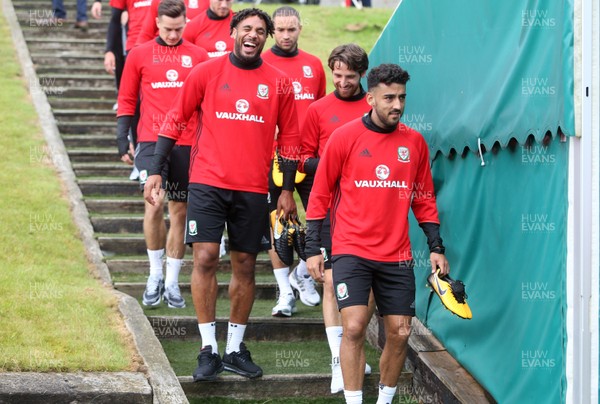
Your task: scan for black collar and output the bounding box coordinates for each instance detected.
[333,86,366,102]
[362,110,397,133]
[229,52,262,70]
[155,36,183,47]
[270,44,298,58]
[207,8,230,20]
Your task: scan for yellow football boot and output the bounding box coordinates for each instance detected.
[427,269,472,319]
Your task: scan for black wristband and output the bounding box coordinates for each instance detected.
[149,136,176,176]
[419,222,445,254]
[278,155,298,191]
[305,219,324,257]
[303,157,320,175]
[116,115,132,156]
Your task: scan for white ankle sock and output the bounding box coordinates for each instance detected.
[147,249,164,279]
[273,267,293,295]
[198,322,217,354]
[344,390,363,404]
[165,257,183,289]
[326,326,343,361]
[376,384,397,404]
[225,322,247,354]
[295,259,308,278]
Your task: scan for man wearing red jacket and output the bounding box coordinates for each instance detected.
[181,0,234,58]
[299,43,373,394]
[306,63,449,404]
[144,8,300,382]
[261,6,326,318]
[117,0,209,309]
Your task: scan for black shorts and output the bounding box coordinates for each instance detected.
[331,255,415,316]
[164,145,190,202]
[185,184,271,253]
[134,142,189,202]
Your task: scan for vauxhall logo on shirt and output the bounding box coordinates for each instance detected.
[292,81,315,101]
[151,69,184,89]
[215,99,265,123]
[354,164,409,189]
[208,41,229,58]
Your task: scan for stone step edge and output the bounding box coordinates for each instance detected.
[178,372,413,399]
[0,372,152,403]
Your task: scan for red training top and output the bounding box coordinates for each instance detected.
[181,10,234,58]
[299,90,369,172]
[159,54,300,194]
[306,116,440,262]
[135,0,209,46]
[261,47,326,126]
[117,38,209,145]
[109,0,152,51]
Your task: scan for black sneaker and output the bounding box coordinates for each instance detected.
[193,346,224,382]
[222,342,263,378]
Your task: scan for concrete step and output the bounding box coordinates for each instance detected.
[116,282,279,301]
[54,108,116,122]
[98,236,191,256]
[73,163,131,177]
[31,52,104,67]
[147,316,325,342]
[26,38,105,52]
[49,98,117,111]
[85,198,146,214]
[79,179,139,197]
[91,216,154,234]
[36,65,107,75]
[68,149,119,163]
[106,258,274,275]
[63,134,116,148]
[59,119,115,134]
[39,74,115,89]
[179,373,412,400]
[21,25,108,39]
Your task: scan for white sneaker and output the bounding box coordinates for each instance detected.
[331,357,343,394]
[129,166,139,181]
[219,235,226,258]
[365,362,372,375]
[271,293,297,317]
[289,266,321,306]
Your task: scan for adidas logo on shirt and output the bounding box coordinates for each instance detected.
[359,149,372,157]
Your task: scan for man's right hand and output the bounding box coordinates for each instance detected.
[144,175,162,205]
[104,51,116,75]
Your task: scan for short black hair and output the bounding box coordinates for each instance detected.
[367,63,410,90]
[327,43,368,75]
[272,6,300,21]
[158,0,186,20]
[230,8,274,37]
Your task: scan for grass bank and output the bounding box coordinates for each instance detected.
[0,6,134,372]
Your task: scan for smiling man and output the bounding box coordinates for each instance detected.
[305,63,449,404]
[143,8,300,382]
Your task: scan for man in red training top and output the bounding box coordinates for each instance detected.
[143,8,300,382]
[261,6,326,318]
[136,0,209,46]
[306,63,450,404]
[181,0,234,58]
[299,43,374,394]
[116,0,209,309]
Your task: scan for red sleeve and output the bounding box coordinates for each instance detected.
[298,103,320,172]
[275,80,301,162]
[306,130,345,220]
[411,136,440,224]
[159,62,206,140]
[135,0,159,46]
[116,49,141,116]
[110,0,126,9]
[316,65,326,100]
